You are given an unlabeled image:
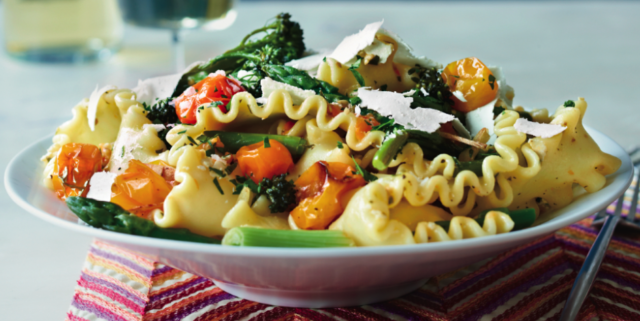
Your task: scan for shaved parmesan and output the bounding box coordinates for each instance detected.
[285,50,331,71]
[86,172,117,202]
[403,89,416,97]
[110,128,143,174]
[208,70,226,78]
[377,28,441,69]
[133,74,181,106]
[362,39,394,64]
[465,103,496,141]
[87,85,117,132]
[255,97,268,105]
[330,20,384,64]
[451,119,471,139]
[514,118,566,138]
[357,88,454,133]
[420,88,428,96]
[260,78,316,105]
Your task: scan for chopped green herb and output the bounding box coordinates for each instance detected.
[213,178,224,195]
[178,130,187,135]
[351,156,378,182]
[488,74,496,90]
[564,100,575,107]
[348,56,365,86]
[225,162,238,175]
[187,136,198,146]
[208,101,224,108]
[210,167,226,177]
[214,86,218,93]
[379,84,388,91]
[197,135,208,143]
[121,146,125,158]
[323,57,327,62]
[198,106,204,110]
[221,94,228,99]
[337,141,344,149]
[263,138,271,148]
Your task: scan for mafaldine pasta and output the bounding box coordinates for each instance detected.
[42,14,621,247]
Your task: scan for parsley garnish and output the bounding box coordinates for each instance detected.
[121,146,125,158]
[210,167,226,177]
[337,141,344,149]
[197,134,208,143]
[351,156,378,182]
[564,100,575,107]
[213,178,224,195]
[187,136,198,146]
[230,176,260,195]
[488,74,496,90]
[348,55,365,86]
[178,130,187,135]
[225,162,238,175]
[221,94,228,99]
[263,138,271,148]
[379,84,388,91]
[208,101,223,108]
[214,86,218,92]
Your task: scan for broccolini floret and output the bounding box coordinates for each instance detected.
[231,173,298,213]
[143,97,180,149]
[174,13,306,97]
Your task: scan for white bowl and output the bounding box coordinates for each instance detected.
[5,128,633,308]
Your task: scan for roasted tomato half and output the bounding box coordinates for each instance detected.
[291,161,366,230]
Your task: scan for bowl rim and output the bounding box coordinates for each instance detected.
[5,127,633,258]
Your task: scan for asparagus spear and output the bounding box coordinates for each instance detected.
[66,197,220,244]
[203,131,307,158]
[372,130,409,171]
[222,227,355,248]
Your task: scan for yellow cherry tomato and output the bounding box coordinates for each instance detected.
[441,57,498,113]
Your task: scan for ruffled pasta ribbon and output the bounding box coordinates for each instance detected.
[413,211,514,243]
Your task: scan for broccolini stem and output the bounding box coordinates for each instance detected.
[372,130,408,171]
[66,197,220,244]
[222,227,355,248]
[204,131,307,158]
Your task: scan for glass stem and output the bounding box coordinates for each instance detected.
[172,29,185,73]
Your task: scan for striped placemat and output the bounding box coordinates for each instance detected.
[67,179,640,320]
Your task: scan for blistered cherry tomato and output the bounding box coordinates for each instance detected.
[441,57,498,113]
[354,114,380,140]
[52,143,102,200]
[110,160,174,219]
[291,161,366,230]
[172,74,246,124]
[236,139,294,184]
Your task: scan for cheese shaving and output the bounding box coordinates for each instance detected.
[87,85,117,132]
[377,28,441,69]
[452,90,467,102]
[132,74,181,106]
[109,128,143,174]
[357,88,454,133]
[330,20,384,64]
[420,88,428,96]
[285,50,331,71]
[260,77,316,105]
[208,70,226,78]
[86,172,117,202]
[514,118,566,138]
[143,124,166,132]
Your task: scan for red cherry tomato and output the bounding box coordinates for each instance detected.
[172,74,246,124]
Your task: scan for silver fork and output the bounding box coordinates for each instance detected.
[559,166,640,321]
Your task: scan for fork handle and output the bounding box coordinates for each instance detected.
[559,214,620,321]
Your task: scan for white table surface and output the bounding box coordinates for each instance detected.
[1,1,639,319]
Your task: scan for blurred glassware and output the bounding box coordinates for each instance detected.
[3,0,123,63]
[118,0,237,72]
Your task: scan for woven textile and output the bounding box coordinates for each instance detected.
[67,181,640,320]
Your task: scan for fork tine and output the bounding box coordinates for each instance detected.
[625,168,640,223]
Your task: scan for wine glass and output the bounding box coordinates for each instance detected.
[117,0,237,72]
